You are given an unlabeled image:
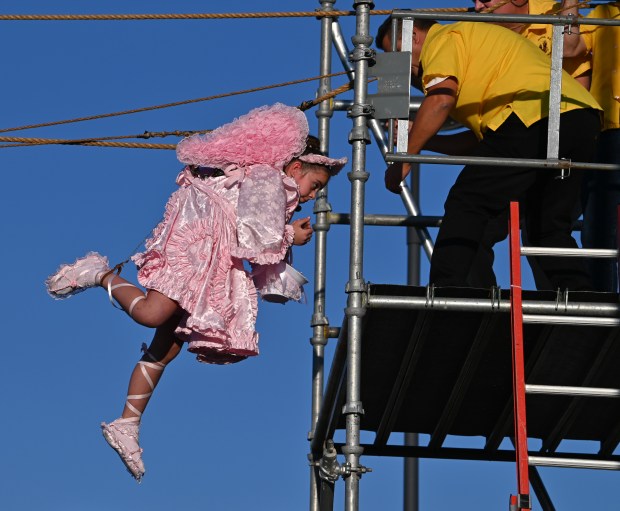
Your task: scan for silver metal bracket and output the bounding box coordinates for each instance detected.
[348,103,374,119]
[342,400,365,415]
[338,461,373,478]
[349,46,376,63]
[352,0,375,8]
[348,126,372,144]
[368,51,412,120]
[563,12,578,35]
[313,198,332,215]
[554,158,572,180]
[554,287,570,312]
[345,278,367,293]
[311,311,329,327]
[425,284,436,308]
[316,440,342,483]
[491,286,502,311]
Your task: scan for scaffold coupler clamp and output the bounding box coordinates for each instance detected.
[349,46,376,65]
[509,493,532,510]
[313,194,333,216]
[347,103,374,148]
[563,12,579,35]
[315,440,373,482]
[554,287,570,312]
[345,277,368,297]
[317,440,342,483]
[425,284,436,308]
[491,285,502,311]
[555,158,571,180]
[338,461,373,479]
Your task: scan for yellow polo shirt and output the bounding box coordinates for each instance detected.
[521,0,561,55]
[420,22,601,140]
[581,3,620,130]
[520,0,590,78]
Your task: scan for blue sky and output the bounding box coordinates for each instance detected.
[0,1,615,510]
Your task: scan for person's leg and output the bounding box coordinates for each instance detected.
[430,115,539,286]
[468,207,555,290]
[101,315,183,482]
[120,316,184,420]
[581,128,620,292]
[525,169,591,290]
[46,252,181,326]
[121,315,183,419]
[467,211,503,288]
[100,273,180,328]
[526,108,600,291]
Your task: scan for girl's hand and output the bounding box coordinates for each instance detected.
[292,217,313,245]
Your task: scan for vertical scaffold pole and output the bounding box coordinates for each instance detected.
[343,1,373,510]
[508,202,531,510]
[404,164,421,511]
[547,24,564,168]
[309,2,335,510]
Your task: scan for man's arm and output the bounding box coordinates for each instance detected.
[562,0,588,58]
[384,77,458,193]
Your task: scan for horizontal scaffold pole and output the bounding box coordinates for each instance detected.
[367,294,620,318]
[390,10,620,28]
[386,153,620,172]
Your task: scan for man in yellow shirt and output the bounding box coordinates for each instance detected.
[378,18,601,289]
[471,0,590,85]
[564,3,620,291]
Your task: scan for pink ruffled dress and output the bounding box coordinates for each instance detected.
[131,104,308,364]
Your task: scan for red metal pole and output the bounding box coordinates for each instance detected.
[508,201,531,510]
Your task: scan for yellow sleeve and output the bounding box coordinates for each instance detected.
[421,31,464,94]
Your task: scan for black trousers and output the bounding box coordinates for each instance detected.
[430,109,600,291]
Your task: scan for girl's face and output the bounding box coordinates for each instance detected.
[287,162,330,203]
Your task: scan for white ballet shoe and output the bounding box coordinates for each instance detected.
[101,417,145,482]
[46,251,109,299]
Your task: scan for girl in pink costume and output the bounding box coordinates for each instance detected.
[45,103,346,482]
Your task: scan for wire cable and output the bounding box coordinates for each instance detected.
[0,129,210,148]
[0,72,348,134]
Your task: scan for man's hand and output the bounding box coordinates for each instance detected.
[384,163,410,194]
[292,217,313,245]
[384,79,458,195]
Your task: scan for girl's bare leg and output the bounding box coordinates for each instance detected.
[100,273,181,328]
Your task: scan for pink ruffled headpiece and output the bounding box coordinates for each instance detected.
[176,103,347,174]
[176,103,309,171]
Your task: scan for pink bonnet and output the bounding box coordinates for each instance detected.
[176,103,309,170]
[176,103,348,174]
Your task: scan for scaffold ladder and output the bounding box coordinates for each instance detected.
[507,201,620,510]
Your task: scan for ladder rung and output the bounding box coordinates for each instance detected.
[526,384,620,398]
[520,247,618,258]
[528,456,620,470]
[523,314,620,327]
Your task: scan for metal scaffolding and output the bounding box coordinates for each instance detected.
[309,3,620,511]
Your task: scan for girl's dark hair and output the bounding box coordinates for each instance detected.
[302,135,322,156]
